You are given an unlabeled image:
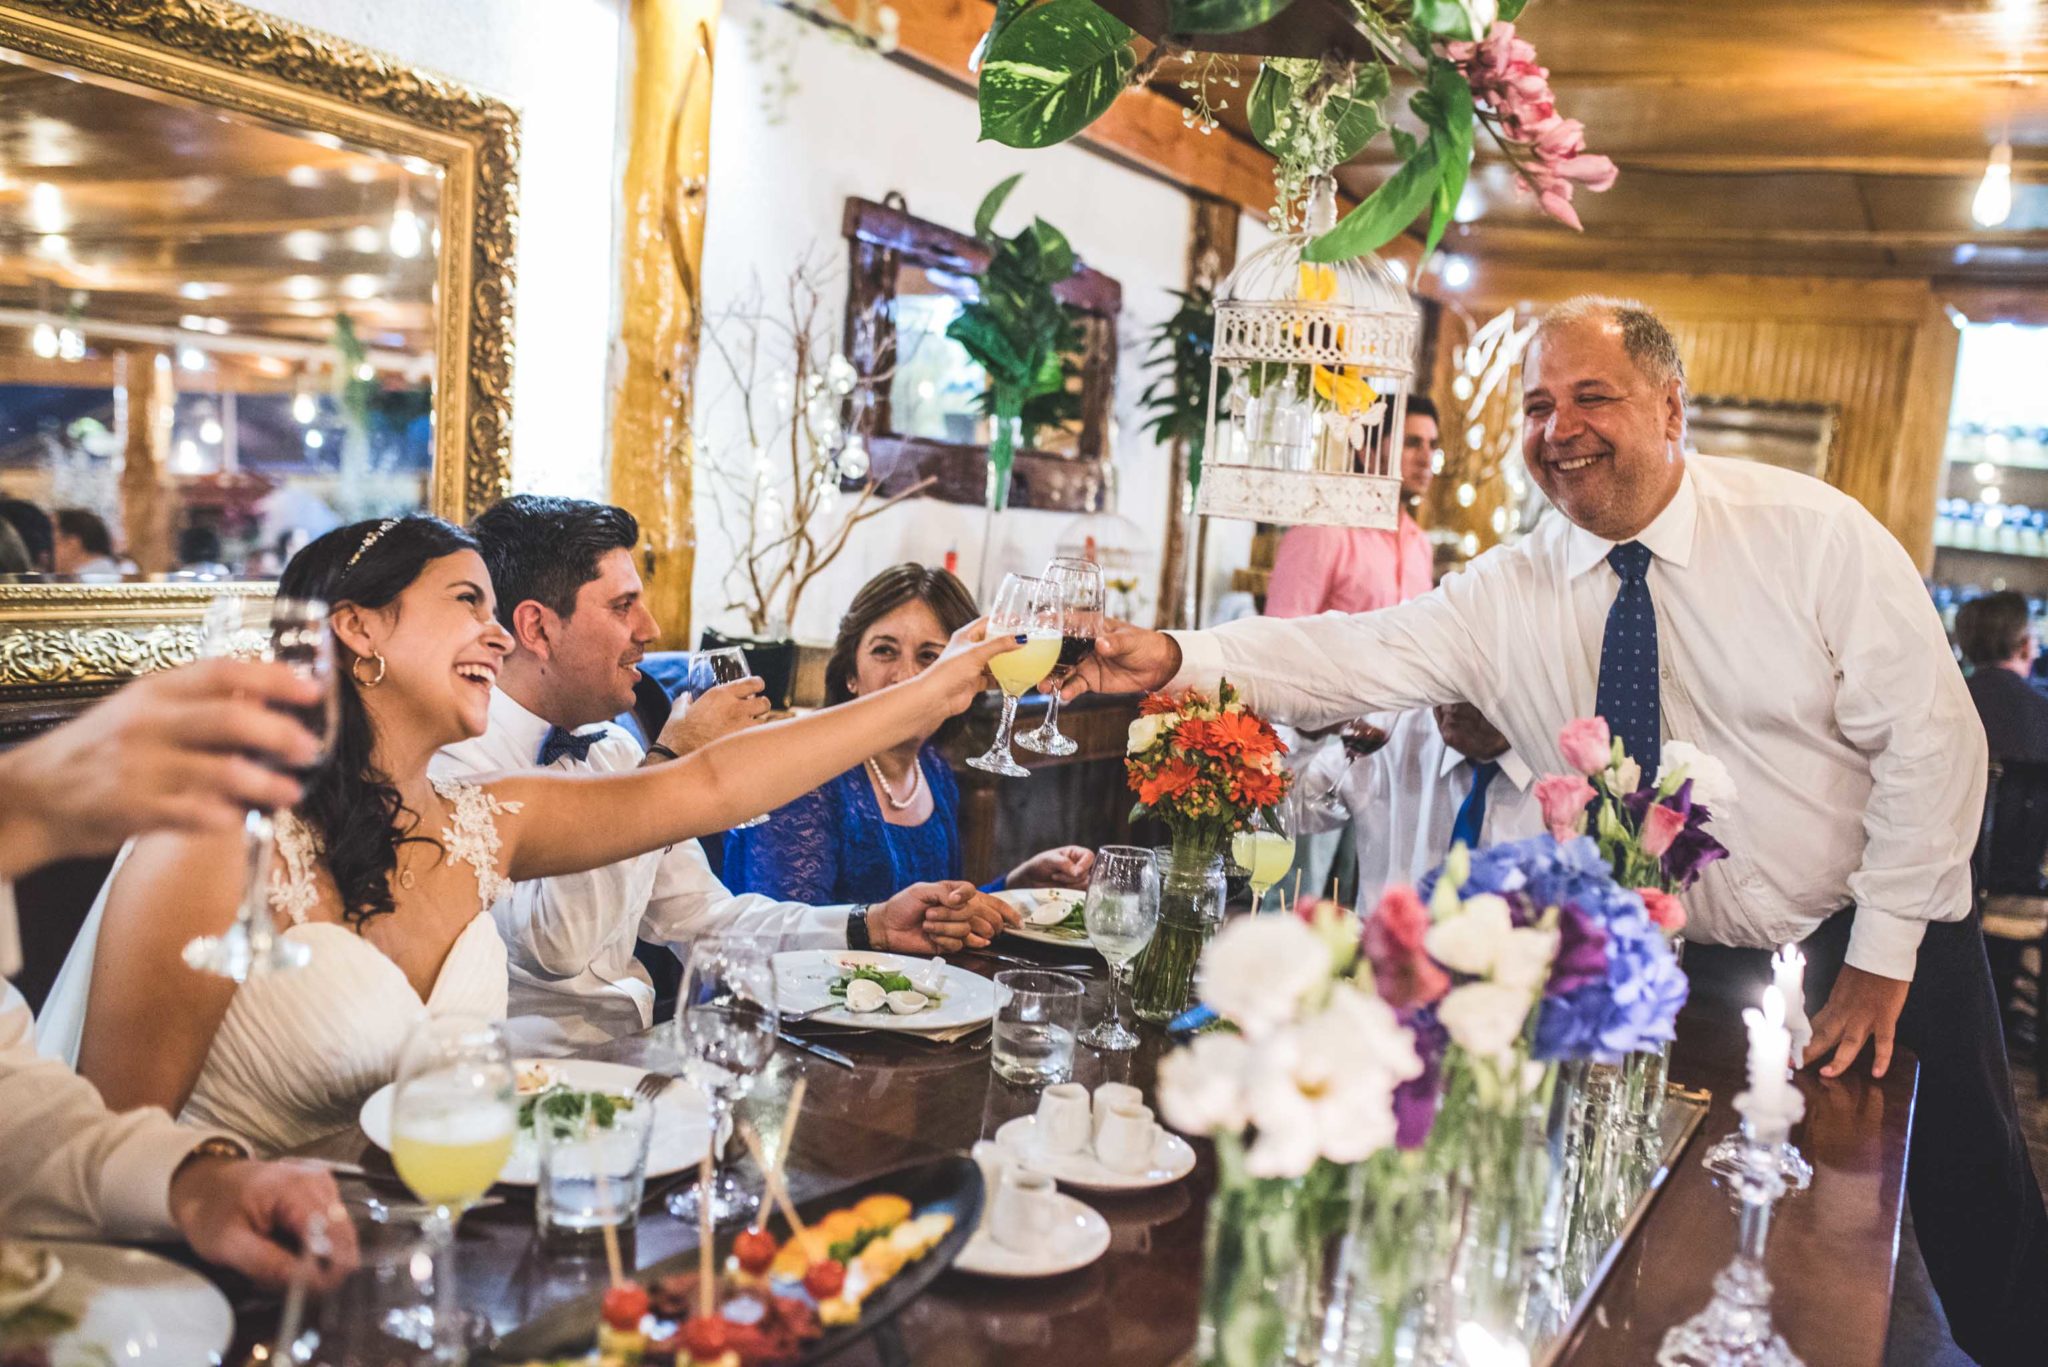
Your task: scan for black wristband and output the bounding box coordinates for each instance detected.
[646,742,680,762]
[846,906,874,951]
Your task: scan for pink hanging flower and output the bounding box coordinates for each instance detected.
[1637,887,1687,934]
[1534,774,1596,842]
[1641,802,1687,859]
[1443,22,1616,232]
[1557,717,1612,776]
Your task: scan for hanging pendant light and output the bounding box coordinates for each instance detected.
[1195,176,1420,529]
[1974,140,2015,228]
[388,177,424,258]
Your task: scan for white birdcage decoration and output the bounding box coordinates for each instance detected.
[1197,176,1421,529]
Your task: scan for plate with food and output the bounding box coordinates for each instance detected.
[992,889,1091,946]
[0,1242,231,1366]
[359,1058,714,1187]
[772,951,995,1033]
[489,1156,983,1366]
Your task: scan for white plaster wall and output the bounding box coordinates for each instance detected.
[248,0,627,498]
[693,0,1201,643]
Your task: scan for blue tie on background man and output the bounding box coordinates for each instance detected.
[1448,759,1501,851]
[1596,541,1660,776]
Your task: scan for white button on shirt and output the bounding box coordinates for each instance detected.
[1169,455,1986,981]
[432,688,848,1044]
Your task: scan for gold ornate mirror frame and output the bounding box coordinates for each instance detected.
[0,0,517,731]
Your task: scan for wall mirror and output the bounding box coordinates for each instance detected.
[842,194,1118,513]
[1685,396,1836,482]
[0,0,516,734]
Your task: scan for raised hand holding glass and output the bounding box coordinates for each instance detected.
[1016,558,1102,758]
[967,574,1061,778]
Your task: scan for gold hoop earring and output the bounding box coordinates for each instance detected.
[351,653,387,688]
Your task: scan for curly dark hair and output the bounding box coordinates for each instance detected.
[279,514,480,931]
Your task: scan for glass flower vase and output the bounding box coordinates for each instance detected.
[1198,1139,1347,1367]
[1328,1150,1446,1367]
[1130,843,1227,1023]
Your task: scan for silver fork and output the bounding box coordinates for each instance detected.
[635,1071,676,1104]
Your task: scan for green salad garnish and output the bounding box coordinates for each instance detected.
[519,1086,633,1135]
[830,964,918,996]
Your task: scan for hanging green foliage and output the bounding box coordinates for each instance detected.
[1139,286,1225,491]
[979,0,1137,149]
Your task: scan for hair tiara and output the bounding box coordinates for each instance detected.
[343,518,399,574]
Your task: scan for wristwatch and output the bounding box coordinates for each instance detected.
[846,905,875,952]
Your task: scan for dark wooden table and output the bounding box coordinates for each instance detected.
[240,944,1915,1367]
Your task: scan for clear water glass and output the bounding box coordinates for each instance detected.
[1016,557,1102,758]
[535,1097,657,1243]
[666,938,779,1226]
[1077,846,1159,1051]
[992,969,1084,1085]
[697,646,766,828]
[182,594,337,981]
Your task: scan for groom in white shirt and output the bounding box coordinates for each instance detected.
[1071,296,2046,1364]
[433,495,1018,1045]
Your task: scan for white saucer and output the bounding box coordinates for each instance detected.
[955,1193,1111,1278]
[995,1115,1197,1192]
[6,1242,232,1366]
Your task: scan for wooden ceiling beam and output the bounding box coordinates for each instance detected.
[1462,222,2048,248]
[1344,149,2048,178]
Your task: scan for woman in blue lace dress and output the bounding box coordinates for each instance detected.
[724,565,1093,905]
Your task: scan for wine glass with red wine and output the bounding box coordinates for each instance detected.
[694,646,767,828]
[1303,717,1393,825]
[1015,558,1102,758]
[183,596,337,980]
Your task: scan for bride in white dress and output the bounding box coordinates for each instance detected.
[39,515,1013,1154]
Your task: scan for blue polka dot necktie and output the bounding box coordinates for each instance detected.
[1596,541,1661,779]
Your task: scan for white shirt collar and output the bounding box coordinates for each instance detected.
[485,686,554,761]
[1436,743,1535,792]
[1563,460,1699,580]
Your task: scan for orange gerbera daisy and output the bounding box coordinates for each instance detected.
[1204,709,1278,758]
[1140,691,1181,717]
[1139,759,1202,808]
[1232,765,1288,808]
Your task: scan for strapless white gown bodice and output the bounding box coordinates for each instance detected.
[38,777,520,1157]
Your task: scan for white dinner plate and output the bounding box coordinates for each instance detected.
[359,1058,714,1187]
[993,888,1093,947]
[995,1114,1198,1193]
[954,1192,1110,1278]
[773,950,997,1032]
[2,1242,232,1366]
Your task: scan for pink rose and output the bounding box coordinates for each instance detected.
[1557,717,1612,776]
[1535,774,1596,841]
[1637,887,1687,933]
[1368,885,1431,953]
[1362,886,1450,1010]
[1641,802,1686,859]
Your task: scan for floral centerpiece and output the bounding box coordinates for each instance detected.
[1123,680,1290,1020]
[1536,717,1733,1133]
[1159,912,1422,1367]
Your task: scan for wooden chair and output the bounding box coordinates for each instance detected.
[1974,757,2048,1090]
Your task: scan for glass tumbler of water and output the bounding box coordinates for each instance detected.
[991,970,1084,1085]
[535,1098,658,1244]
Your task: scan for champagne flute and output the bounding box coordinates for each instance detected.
[1077,845,1159,1051]
[388,1015,516,1359]
[1016,558,1102,758]
[1232,789,1301,912]
[696,646,768,828]
[182,595,338,980]
[966,574,1062,778]
[666,938,780,1226]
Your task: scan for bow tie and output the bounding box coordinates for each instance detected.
[538,726,600,766]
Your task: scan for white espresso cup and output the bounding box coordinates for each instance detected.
[1091,1082,1143,1139]
[989,1166,1060,1253]
[1036,1082,1094,1154]
[1094,1101,1161,1174]
[971,1138,1013,1225]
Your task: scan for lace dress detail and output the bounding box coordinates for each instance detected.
[723,744,1005,902]
[268,813,323,926]
[431,776,524,907]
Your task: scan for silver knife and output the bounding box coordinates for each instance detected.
[777,1030,856,1070]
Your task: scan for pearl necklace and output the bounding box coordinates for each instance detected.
[866,755,923,810]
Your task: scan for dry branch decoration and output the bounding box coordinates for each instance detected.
[698,261,932,637]
[1426,305,1537,559]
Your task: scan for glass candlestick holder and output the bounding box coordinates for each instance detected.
[1657,1128,1805,1367]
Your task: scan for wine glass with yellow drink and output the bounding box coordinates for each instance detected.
[1232,789,1302,912]
[966,573,1062,778]
[390,1015,516,1356]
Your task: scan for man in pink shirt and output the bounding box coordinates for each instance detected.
[1264,397,1439,616]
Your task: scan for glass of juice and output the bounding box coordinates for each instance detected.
[967,573,1062,778]
[1231,790,1301,912]
[389,1015,515,1356]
